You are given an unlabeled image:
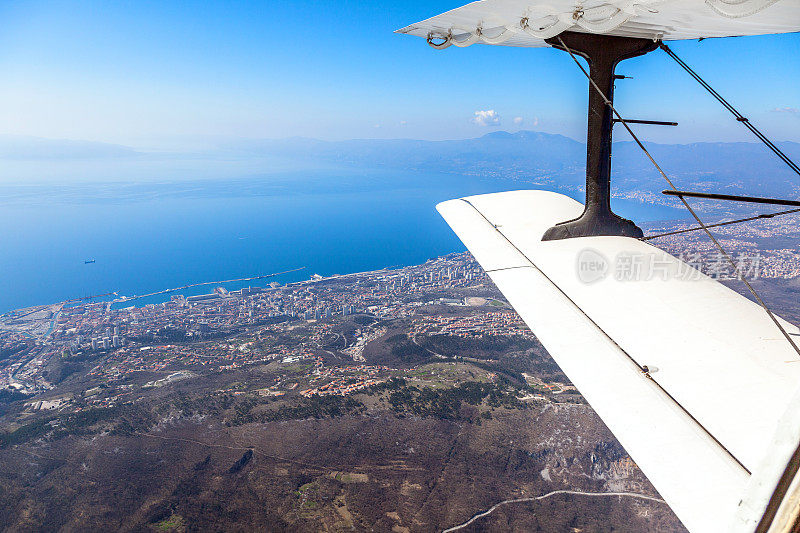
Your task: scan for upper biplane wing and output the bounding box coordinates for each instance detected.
[397,0,800,47]
[438,190,800,532]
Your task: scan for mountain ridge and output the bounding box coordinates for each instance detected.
[2,131,798,198]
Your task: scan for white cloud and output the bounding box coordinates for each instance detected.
[399,120,407,126]
[472,109,500,126]
[772,107,799,114]
[513,116,539,127]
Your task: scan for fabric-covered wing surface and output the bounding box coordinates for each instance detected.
[397,0,800,47]
[437,190,800,533]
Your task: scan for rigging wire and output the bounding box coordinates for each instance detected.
[554,34,800,358]
[660,42,800,179]
[641,207,800,240]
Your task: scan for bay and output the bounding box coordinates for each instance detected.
[0,167,688,312]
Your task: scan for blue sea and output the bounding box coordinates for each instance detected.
[0,166,688,313]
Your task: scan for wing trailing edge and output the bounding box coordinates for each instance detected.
[437,190,800,532]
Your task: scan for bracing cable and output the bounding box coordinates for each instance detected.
[660,42,800,179]
[642,208,800,240]
[555,34,800,358]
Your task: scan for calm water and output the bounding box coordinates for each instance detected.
[0,167,688,313]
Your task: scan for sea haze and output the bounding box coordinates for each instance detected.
[0,165,687,313]
[5,128,793,313]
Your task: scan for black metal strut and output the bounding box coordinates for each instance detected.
[542,32,658,241]
[613,118,677,126]
[662,190,800,207]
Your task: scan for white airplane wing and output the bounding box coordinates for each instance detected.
[397,0,800,47]
[438,190,800,532]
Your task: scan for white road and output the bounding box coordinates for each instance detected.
[442,489,666,532]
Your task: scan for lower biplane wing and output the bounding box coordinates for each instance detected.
[438,190,800,533]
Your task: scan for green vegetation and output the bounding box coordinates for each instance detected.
[419,334,536,359]
[465,360,529,387]
[409,362,485,383]
[281,363,315,374]
[352,315,376,326]
[367,377,407,393]
[331,472,368,483]
[0,404,155,447]
[152,513,185,532]
[297,481,317,493]
[370,379,526,421]
[0,388,30,405]
[217,394,366,426]
[54,361,83,383]
[0,414,57,447]
[130,325,237,345]
[260,396,365,423]
[387,336,431,364]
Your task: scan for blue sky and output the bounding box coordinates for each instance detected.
[0,0,797,147]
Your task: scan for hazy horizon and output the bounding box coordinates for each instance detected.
[2,127,800,154]
[1,129,798,187]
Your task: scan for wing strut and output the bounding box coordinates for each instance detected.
[553,33,800,361]
[540,32,657,241]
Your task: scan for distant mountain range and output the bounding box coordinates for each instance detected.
[221,130,800,199]
[0,135,139,160]
[2,131,799,200]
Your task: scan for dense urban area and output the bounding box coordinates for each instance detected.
[2,214,799,532]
